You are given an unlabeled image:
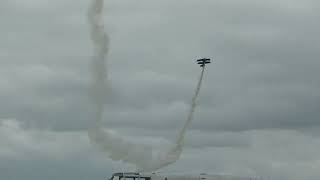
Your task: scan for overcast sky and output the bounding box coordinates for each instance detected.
[1,0,320,180]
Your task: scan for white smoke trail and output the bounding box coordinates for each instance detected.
[88,0,109,128]
[174,67,206,150]
[87,0,180,171]
[87,0,207,172]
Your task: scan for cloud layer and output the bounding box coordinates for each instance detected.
[1,0,320,179]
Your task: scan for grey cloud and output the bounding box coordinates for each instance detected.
[2,120,320,180]
[0,0,319,134]
[1,0,320,179]
[167,130,320,180]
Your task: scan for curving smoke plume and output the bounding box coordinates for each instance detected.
[87,0,206,172]
[174,67,206,152]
